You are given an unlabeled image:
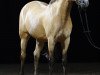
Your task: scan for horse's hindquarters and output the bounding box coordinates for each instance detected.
[19,1,47,40]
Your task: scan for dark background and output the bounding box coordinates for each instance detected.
[0,0,100,64]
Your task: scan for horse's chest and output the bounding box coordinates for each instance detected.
[55,29,65,41]
[55,27,71,42]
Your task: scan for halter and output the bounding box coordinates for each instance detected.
[69,0,100,49]
[77,3,100,49]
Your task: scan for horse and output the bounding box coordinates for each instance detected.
[19,0,89,75]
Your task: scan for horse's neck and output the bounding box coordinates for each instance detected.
[59,0,72,16]
[51,0,73,24]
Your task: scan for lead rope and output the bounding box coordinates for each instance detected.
[78,6,100,49]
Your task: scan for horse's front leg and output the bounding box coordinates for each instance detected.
[61,37,70,75]
[33,40,44,75]
[48,36,55,75]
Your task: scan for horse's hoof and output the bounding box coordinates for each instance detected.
[34,72,38,75]
[19,72,24,75]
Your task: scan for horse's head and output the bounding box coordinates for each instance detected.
[75,0,89,8]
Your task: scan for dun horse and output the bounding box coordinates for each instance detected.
[19,0,89,75]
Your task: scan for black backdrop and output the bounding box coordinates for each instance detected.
[0,0,100,64]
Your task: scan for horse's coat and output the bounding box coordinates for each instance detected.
[19,0,89,75]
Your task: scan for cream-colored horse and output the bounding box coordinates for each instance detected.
[19,0,89,75]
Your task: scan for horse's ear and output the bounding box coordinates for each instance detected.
[49,0,56,4]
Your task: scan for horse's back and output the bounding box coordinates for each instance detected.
[19,1,47,26]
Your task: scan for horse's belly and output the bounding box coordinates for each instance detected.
[29,26,47,40]
[27,20,47,40]
[28,23,47,40]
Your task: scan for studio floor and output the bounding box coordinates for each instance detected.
[0,63,100,75]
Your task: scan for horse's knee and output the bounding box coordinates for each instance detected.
[48,36,55,58]
[62,37,70,63]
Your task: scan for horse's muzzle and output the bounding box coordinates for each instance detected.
[76,0,89,8]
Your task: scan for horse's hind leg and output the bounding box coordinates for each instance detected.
[61,37,70,75]
[19,33,30,75]
[33,40,44,75]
